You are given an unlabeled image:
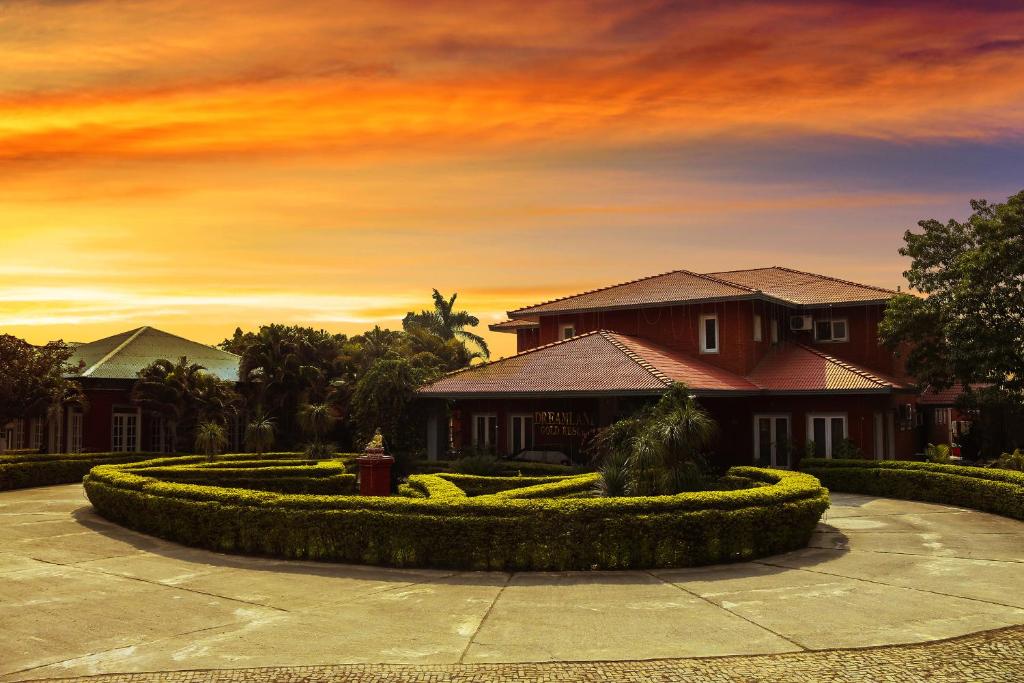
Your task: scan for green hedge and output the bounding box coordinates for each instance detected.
[83,458,829,570]
[0,451,346,491]
[800,458,1024,520]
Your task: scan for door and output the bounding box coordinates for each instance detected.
[471,414,497,452]
[808,414,847,458]
[509,414,535,455]
[112,413,139,452]
[754,415,791,467]
[68,411,83,453]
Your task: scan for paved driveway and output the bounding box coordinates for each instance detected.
[1,485,1022,681]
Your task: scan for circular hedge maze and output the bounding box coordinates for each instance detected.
[83,456,829,571]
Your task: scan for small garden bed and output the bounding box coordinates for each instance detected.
[83,457,829,571]
[800,458,1024,520]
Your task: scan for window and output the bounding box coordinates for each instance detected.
[699,314,718,353]
[112,413,139,453]
[771,319,779,344]
[935,408,950,425]
[753,414,790,468]
[2,420,24,451]
[753,314,762,342]
[808,414,848,458]
[29,418,45,450]
[68,411,83,453]
[509,414,534,454]
[472,414,497,451]
[814,319,848,342]
[559,323,576,340]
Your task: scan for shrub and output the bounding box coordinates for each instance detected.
[82,460,829,571]
[994,449,1024,472]
[800,458,1024,520]
[924,443,952,464]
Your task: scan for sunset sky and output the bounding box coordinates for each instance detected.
[2,0,1023,358]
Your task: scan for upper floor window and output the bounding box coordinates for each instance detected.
[814,319,848,342]
[699,314,719,354]
[559,323,576,340]
[771,319,779,344]
[753,314,762,342]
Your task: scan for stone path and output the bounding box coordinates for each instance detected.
[46,626,1024,682]
[1,485,1022,681]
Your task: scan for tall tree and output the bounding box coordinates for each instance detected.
[880,190,1024,393]
[0,335,83,433]
[132,356,239,452]
[403,289,490,358]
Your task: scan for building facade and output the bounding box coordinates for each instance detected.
[419,267,924,467]
[8,326,242,455]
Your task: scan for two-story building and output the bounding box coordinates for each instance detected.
[418,266,920,466]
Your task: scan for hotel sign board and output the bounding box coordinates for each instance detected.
[533,411,596,438]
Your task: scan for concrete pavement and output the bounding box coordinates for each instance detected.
[1,485,1022,680]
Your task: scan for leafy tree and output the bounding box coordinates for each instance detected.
[589,384,717,496]
[880,191,1024,393]
[194,422,228,460]
[0,335,84,433]
[244,414,276,454]
[350,355,439,455]
[403,289,489,358]
[132,356,239,452]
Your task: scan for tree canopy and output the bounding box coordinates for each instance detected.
[402,289,489,358]
[880,190,1024,393]
[0,335,83,428]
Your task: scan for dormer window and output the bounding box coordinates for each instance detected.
[699,314,719,354]
[814,319,848,343]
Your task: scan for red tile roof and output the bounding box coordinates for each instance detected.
[747,344,909,392]
[509,270,754,316]
[419,331,906,398]
[509,266,896,316]
[488,318,540,333]
[706,267,897,306]
[918,383,989,405]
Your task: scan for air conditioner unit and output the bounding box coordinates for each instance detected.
[789,315,813,331]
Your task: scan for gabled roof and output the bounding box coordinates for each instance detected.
[508,266,896,316]
[418,331,906,398]
[69,327,240,382]
[489,318,540,333]
[747,343,908,392]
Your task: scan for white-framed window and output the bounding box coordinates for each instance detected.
[699,314,719,354]
[68,411,83,453]
[29,418,45,450]
[559,323,576,340]
[112,413,139,453]
[814,319,849,342]
[471,413,498,451]
[509,414,535,454]
[753,314,762,342]
[807,413,848,458]
[753,414,791,468]
[2,420,24,451]
[771,319,779,344]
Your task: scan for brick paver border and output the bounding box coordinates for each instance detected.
[49,625,1024,683]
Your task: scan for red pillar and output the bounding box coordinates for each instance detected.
[357,451,394,496]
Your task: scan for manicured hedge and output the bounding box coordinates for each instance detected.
[0,451,338,491]
[800,458,1024,520]
[83,458,829,571]
[131,461,356,495]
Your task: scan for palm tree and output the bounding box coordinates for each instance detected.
[402,289,489,358]
[245,414,276,455]
[194,421,228,460]
[590,384,717,496]
[298,402,336,458]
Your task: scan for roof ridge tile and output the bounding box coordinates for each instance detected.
[600,331,674,387]
[794,343,893,387]
[429,329,606,380]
